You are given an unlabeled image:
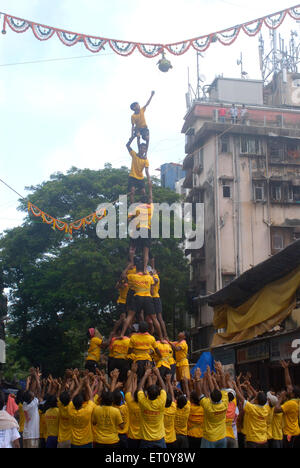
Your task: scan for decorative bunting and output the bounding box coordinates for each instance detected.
[27,201,107,236]
[0,5,299,58]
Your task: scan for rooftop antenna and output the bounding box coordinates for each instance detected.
[237,52,248,79]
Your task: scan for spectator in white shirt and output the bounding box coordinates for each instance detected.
[0,390,20,448]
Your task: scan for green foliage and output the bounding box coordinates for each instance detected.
[0,167,189,376]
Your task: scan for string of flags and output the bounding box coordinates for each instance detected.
[27,201,107,236]
[0,5,299,58]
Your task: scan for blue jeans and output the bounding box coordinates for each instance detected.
[140,438,166,449]
[201,437,227,448]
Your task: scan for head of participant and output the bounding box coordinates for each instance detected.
[135,260,144,274]
[147,385,160,401]
[287,385,300,400]
[138,322,149,334]
[138,143,148,158]
[101,391,113,406]
[177,331,186,342]
[210,389,222,404]
[177,394,188,409]
[256,391,267,406]
[130,102,140,113]
[87,328,95,339]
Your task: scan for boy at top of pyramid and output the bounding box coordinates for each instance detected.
[130,91,155,148]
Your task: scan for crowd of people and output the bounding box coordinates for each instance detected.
[1,356,300,449]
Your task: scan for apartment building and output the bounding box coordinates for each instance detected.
[181,72,300,357]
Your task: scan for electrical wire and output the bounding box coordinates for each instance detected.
[0,51,115,68]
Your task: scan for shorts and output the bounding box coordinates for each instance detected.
[108,357,129,382]
[126,289,135,310]
[117,302,127,316]
[128,176,145,192]
[153,297,162,315]
[133,127,149,140]
[132,295,155,316]
[130,228,151,250]
[85,359,99,373]
[23,439,40,449]
[176,365,191,381]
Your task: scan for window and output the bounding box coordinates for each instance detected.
[220,135,230,153]
[272,233,283,251]
[223,185,231,198]
[241,136,262,155]
[253,182,265,201]
[270,184,282,202]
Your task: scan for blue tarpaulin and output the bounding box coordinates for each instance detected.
[191,351,215,378]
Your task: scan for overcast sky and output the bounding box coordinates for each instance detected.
[0,0,298,234]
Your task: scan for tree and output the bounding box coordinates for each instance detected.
[0,166,189,375]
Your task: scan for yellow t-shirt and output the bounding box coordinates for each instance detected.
[68,400,96,446]
[129,150,149,180]
[138,389,167,441]
[267,406,274,440]
[200,391,229,442]
[110,337,130,360]
[127,273,154,297]
[131,107,147,129]
[58,401,72,443]
[281,399,300,436]
[92,405,123,445]
[175,400,191,436]
[173,340,189,367]
[164,402,177,444]
[152,274,160,298]
[125,393,141,440]
[45,407,60,438]
[168,348,176,366]
[187,403,204,439]
[155,341,172,370]
[39,410,47,440]
[18,403,25,433]
[117,283,129,304]
[113,403,129,435]
[135,203,154,230]
[86,337,103,363]
[129,332,156,361]
[244,402,270,443]
[271,412,283,441]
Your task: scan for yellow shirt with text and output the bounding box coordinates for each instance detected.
[58,401,72,443]
[175,400,191,436]
[68,400,96,446]
[131,107,147,129]
[200,391,229,442]
[127,273,154,298]
[187,403,204,439]
[138,389,167,441]
[281,399,300,436]
[164,402,177,444]
[92,405,123,445]
[110,337,131,360]
[129,332,156,361]
[125,393,141,440]
[244,402,270,443]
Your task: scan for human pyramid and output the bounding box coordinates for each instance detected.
[6,95,300,451]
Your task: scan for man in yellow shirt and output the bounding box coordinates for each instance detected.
[108,332,131,384]
[130,91,155,147]
[155,339,172,380]
[92,391,124,449]
[44,395,60,448]
[137,366,167,448]
[168,332,190,382]
[85,328,105,374]
[150,263,168,340]
[127,321,162,380]
[126,134,151,205]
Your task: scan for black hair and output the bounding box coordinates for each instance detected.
[139,322,149,334]
[130,102,138,111]
[47,395,58,409]
[190,391,200,406]
[228,391,235,402]
[60,391,71,407]
[112,390,122,407]
[147,385,160,401]
[165,392,173,408]
[23,391,34,405]
[73,393,84,411]
[211,389,222,403]
[257,391,267,406]
[0,391,5,411]
[15,390,25,405]
[135,261,144,273]
[177,395,188,409]
[133,389,139,403]
[101,391,113,406]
